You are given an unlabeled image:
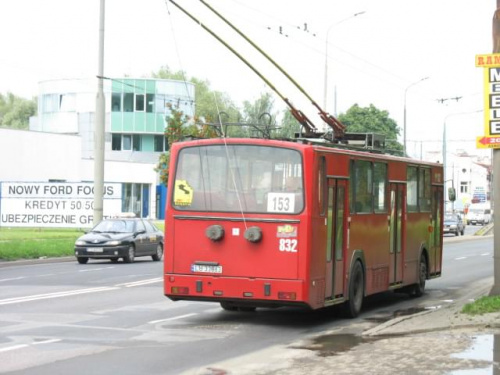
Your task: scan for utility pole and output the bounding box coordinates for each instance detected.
[490,0,500,295]
[93,0,105,225]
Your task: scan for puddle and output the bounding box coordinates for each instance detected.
[450,334,500,374]
[293,333,380,357]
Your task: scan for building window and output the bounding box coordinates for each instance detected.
[122,183,149,217]
[146,93,154,113]
[135,94,145,112]
[112,93,122,112]
[132,134,141,151]
[112,134,122,150]
[59,94,76,111]
[123,135,132,150]
[154,135,166,152]
[460,181,468,193]
[123,93,134,112]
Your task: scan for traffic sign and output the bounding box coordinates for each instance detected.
[476,135,500,148]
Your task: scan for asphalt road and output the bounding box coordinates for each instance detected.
[0,233,494,374]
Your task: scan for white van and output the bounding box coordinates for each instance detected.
[466,203,492,225]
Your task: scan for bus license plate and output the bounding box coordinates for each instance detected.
[191,264,222,273]
[87,248,103,253]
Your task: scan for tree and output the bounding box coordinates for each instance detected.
[278,109,301,139]
[238,92,278,137]
[0,92,37,130]
[156,103,217,186]
[338,104,403,155]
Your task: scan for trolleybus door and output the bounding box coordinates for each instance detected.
[325,178,347,300]
[429,186,443,276]
[389,183,405,285]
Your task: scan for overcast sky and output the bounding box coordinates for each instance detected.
[0,0,495,158]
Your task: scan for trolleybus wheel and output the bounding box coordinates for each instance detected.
[412,257,427,297]
[123,245,135,263]
[238,306,257,312]
[220,302,238,311]
[344,261,364,318]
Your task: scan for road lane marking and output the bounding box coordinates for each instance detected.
[0,339,61,354]
[0,286,119,306]
[79,267,115,273]
[115,277,162,288]
[455,257,467,260]
[148,313,197,324]
[481,253,490,256]
[0,344,29,353]
[33,339,61,346]
[0,276,162,306]
[0,277,25,283]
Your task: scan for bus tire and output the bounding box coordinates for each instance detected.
[220,302,238,311]
[123,245,135,263]
[412,257,427,297]
[344,261,364,318]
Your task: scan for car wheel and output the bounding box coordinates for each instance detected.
[123,245,135,263]
[152,244,163,261]
[77,257,88,264]
[110,258,119,263]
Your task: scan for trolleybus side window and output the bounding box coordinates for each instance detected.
[407,166,419,212]
[350,160,373,213]
[319,156,326,216]
[407,166,431,212]
[373,162,388,213]
[419,168,431,212]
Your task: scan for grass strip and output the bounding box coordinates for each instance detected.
[461,295,500,315]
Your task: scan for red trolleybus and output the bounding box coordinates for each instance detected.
[164,136,443,317]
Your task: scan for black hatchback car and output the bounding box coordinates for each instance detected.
[74,217,164,264]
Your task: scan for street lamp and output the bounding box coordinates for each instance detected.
[403,76,428,156]
[323,11,365,116]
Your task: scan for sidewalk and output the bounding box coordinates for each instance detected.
[186,277,500,375]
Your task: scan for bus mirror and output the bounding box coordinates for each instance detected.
[448,187,456,202]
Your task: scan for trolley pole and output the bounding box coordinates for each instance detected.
[93,0,105,226]
[490,0,500,295]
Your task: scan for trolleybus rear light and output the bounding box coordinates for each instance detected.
[171,286,189,294]
[278,292,296,300]
[213,290,223,296]
[243,292,253,297]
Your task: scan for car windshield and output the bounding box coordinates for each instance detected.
[172,145,304,214]
[92,219,135,233]
[444,215,456,221]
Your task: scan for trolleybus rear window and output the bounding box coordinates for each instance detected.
[172,145,303,214]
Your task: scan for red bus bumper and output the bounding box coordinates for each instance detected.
[164,274,308,308]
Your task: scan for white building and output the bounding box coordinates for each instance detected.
[424,149,491,213]
[1,77,195,223]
